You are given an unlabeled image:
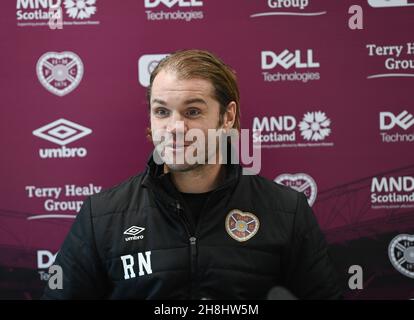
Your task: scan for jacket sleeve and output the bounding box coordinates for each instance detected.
[285,193,343,300]
[41,197,108,299]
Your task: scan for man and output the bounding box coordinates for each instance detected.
[42,49,342,299]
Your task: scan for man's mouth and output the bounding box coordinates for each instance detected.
[165,142,193,149]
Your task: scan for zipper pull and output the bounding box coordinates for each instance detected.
[189,236,197,246]
[173,201,182,212]
[176,201,182,211]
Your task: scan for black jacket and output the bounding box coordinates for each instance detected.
[42,155,342,300]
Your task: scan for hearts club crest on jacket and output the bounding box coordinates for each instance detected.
[225,209,260,242]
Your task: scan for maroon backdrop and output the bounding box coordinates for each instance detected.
[1,0,413,299]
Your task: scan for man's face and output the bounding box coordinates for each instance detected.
[150,70,223,172]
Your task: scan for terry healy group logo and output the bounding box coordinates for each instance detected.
[250,0,327,18]
[379,110,414,143]
[32,118,92,159]
[366,42,414,79]
[261,49,321,83]
[138,53,169,87]
[144,0,204,22]
[371,176,414,209]
[26,183,102,220]
[37,51,83,96]
[252,111,333,148]
[16,0,100,27]
[274,173,317,206]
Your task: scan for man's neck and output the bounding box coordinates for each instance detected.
[166,163,225,194]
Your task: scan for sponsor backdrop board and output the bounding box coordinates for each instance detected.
[0,0,413,299]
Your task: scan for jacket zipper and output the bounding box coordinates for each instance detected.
[174,201,198,298]
[189,236,197,280]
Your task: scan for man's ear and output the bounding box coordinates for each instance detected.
[223,101,237,130]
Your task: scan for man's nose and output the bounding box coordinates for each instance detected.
[166,112,187,134]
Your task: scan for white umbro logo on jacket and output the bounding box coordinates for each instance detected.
[121,226,152,280]
[124,226,145,241]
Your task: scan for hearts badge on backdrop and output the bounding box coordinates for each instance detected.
[274,173,318,207]
[388,234,414,279]
[36,51,84,97]
[225,209,260,242]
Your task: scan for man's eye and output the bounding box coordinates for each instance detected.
[154,108,170,117]
[186,109,201,117]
